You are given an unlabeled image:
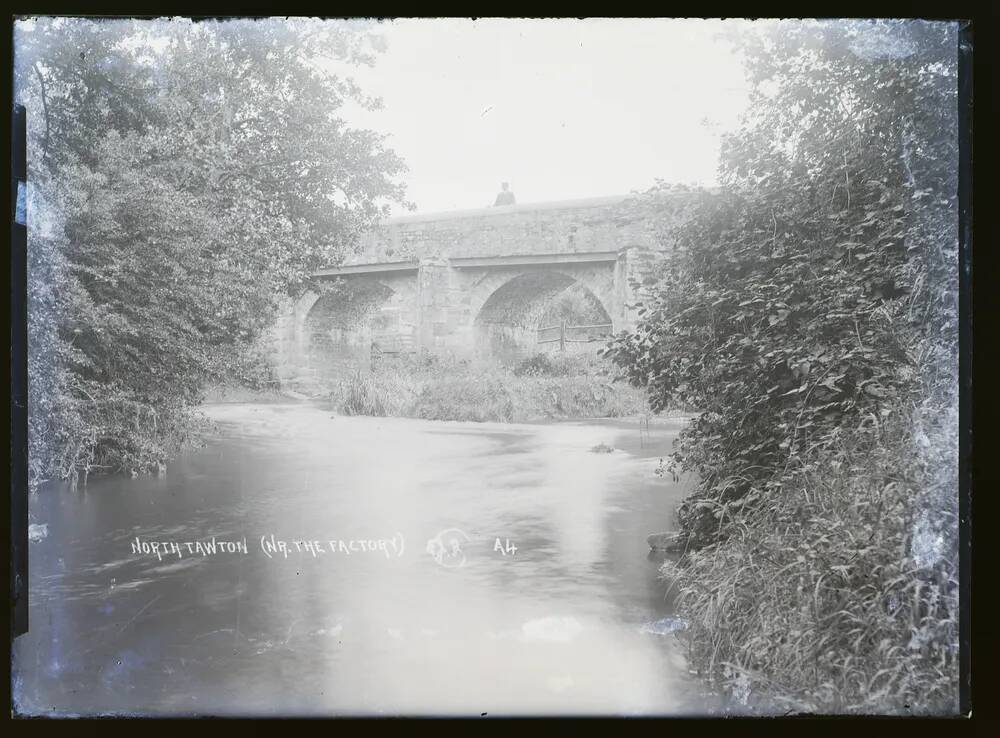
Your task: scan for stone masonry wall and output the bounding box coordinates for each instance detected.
[349,195,657,264]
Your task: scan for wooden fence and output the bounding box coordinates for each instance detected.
[536,321,613,351]
[370,331,417,357]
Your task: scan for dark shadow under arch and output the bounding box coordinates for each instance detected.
[303,281,396,377]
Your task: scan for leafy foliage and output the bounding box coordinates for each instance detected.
[607,20,959,712]
[609,20,958,548]
[16,18,409,485]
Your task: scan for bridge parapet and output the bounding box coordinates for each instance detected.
[350,194,661,264]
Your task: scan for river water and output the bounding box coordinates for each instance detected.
[13,402,713,716]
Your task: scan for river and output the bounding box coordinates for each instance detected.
[13,402,715,716]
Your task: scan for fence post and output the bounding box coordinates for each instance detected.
[559,320,566,352]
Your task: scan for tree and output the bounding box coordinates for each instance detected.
[15,18,410,484]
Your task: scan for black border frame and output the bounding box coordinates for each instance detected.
[2,6,989,732]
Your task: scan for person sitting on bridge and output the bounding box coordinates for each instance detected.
[493,182,516,206]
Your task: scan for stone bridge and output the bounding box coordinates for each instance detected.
[269,193,691,383]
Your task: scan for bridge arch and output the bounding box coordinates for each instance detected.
[470,269,614,364]
[299,278,416,377]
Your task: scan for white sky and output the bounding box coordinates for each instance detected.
[341,18,750,214]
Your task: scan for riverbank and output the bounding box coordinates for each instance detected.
[324,353,650,423]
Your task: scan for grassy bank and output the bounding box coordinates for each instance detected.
[326,353,649,422]
[660,395,959,715]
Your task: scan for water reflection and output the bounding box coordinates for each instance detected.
[14,403,709,716]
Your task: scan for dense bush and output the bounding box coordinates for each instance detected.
[610,20,958,549]
[608,20,959,712]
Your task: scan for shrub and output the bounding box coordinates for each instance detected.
[607,20,958,550]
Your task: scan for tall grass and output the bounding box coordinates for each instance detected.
[662,397,959,714]
[409,374,518,422]
[325,353,648,422]
[332,368,422,417]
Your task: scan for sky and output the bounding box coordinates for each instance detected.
[339,18,750,215]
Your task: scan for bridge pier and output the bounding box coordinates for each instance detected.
[270,291,321,388]
[416,256,458,357]
[614,245,670,333]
